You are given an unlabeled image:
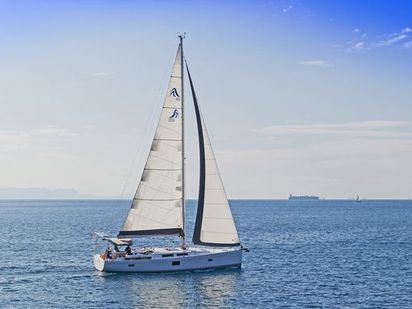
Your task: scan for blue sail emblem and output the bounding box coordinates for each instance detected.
[168,109,179,122]
[170,88,180,100]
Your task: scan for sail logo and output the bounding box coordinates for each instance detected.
[168,109,179,122]
[170,88,180,101]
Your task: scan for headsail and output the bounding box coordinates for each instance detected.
[186,62,240,247]
[119,44,184,238]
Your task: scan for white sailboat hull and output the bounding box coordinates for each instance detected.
[94,247,242,273]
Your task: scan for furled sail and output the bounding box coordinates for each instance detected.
[119,45,184,238]
[186,63,240,247]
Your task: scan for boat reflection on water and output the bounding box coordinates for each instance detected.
[95,270,240,308]
[192,270,239,307]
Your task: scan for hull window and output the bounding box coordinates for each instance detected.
[172,261,180,266]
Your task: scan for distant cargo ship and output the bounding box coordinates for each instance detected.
[288,194,319,200]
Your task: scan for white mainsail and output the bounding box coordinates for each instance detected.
[119,44,184,238]
[186,64,240,247]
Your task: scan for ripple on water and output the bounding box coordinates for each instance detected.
[1,200,412,308]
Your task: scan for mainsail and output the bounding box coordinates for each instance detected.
[186,63,240,247]
[118,43,184,238]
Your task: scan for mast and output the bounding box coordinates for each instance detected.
[179,34,186,248]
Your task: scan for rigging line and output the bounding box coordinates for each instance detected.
[129,46,175,187]
[118,97,160,202]
[123,69,172,210]
[115,86,161,214]
[117,52,172,204]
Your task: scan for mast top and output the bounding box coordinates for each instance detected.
[178,32,186,41]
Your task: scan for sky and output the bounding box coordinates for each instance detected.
[0,0,411,199]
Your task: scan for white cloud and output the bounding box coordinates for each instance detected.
[258,120,412,138]
[219,136,412,198]
[354,41,365,49]
[377,34,408,47]
[220,121,412,198]
[282,5,293,13]
[299,60,333,67]
[344,27,412,52]
[352,28,367,38]
[92,72,116,77]
[346,41,368,53]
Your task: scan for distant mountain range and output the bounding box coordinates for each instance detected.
[0,187,114,199]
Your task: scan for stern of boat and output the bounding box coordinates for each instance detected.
[93,253,105,271]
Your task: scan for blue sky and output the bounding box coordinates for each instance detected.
[1,0,411,198]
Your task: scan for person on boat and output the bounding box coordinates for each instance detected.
[125,245,132,255]
[114,245,119,252]
[104,247,113,259]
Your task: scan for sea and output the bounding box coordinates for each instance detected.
[1,199,411,308]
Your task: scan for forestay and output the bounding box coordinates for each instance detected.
[119,45,184,238]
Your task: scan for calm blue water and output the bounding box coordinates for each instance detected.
[1,200,411,308]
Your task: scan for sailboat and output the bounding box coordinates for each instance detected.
[93,35,244,272]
